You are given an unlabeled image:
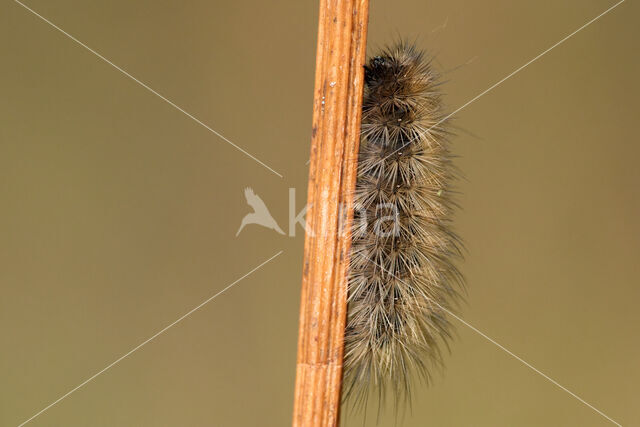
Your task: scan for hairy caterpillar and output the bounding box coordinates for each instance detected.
[343,42,464,410]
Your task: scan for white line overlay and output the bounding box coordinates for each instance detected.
[434,0,625,129]
[14,0,284,179]
[379,0,626,163]
[17,251,283,427]
[443,306,623,426]
[368,259,623,426]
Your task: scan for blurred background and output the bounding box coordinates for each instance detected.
[1,0,638,425]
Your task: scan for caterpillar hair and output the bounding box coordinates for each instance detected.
[343,41,464,411]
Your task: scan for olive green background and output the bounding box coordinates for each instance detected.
[1,0,638,426]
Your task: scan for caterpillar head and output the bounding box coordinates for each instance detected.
[363,44,427,97]
[364,55,395,88]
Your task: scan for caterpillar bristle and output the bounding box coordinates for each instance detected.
[343,41,464,413]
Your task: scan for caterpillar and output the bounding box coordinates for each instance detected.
[343,42,464,411]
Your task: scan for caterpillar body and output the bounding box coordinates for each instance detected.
[343,42,464,410]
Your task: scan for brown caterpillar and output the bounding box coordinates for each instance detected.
[343,42,464,411]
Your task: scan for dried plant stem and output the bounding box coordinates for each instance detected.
[292,0,369,426]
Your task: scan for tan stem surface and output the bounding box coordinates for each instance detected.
[292,0,369,426]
